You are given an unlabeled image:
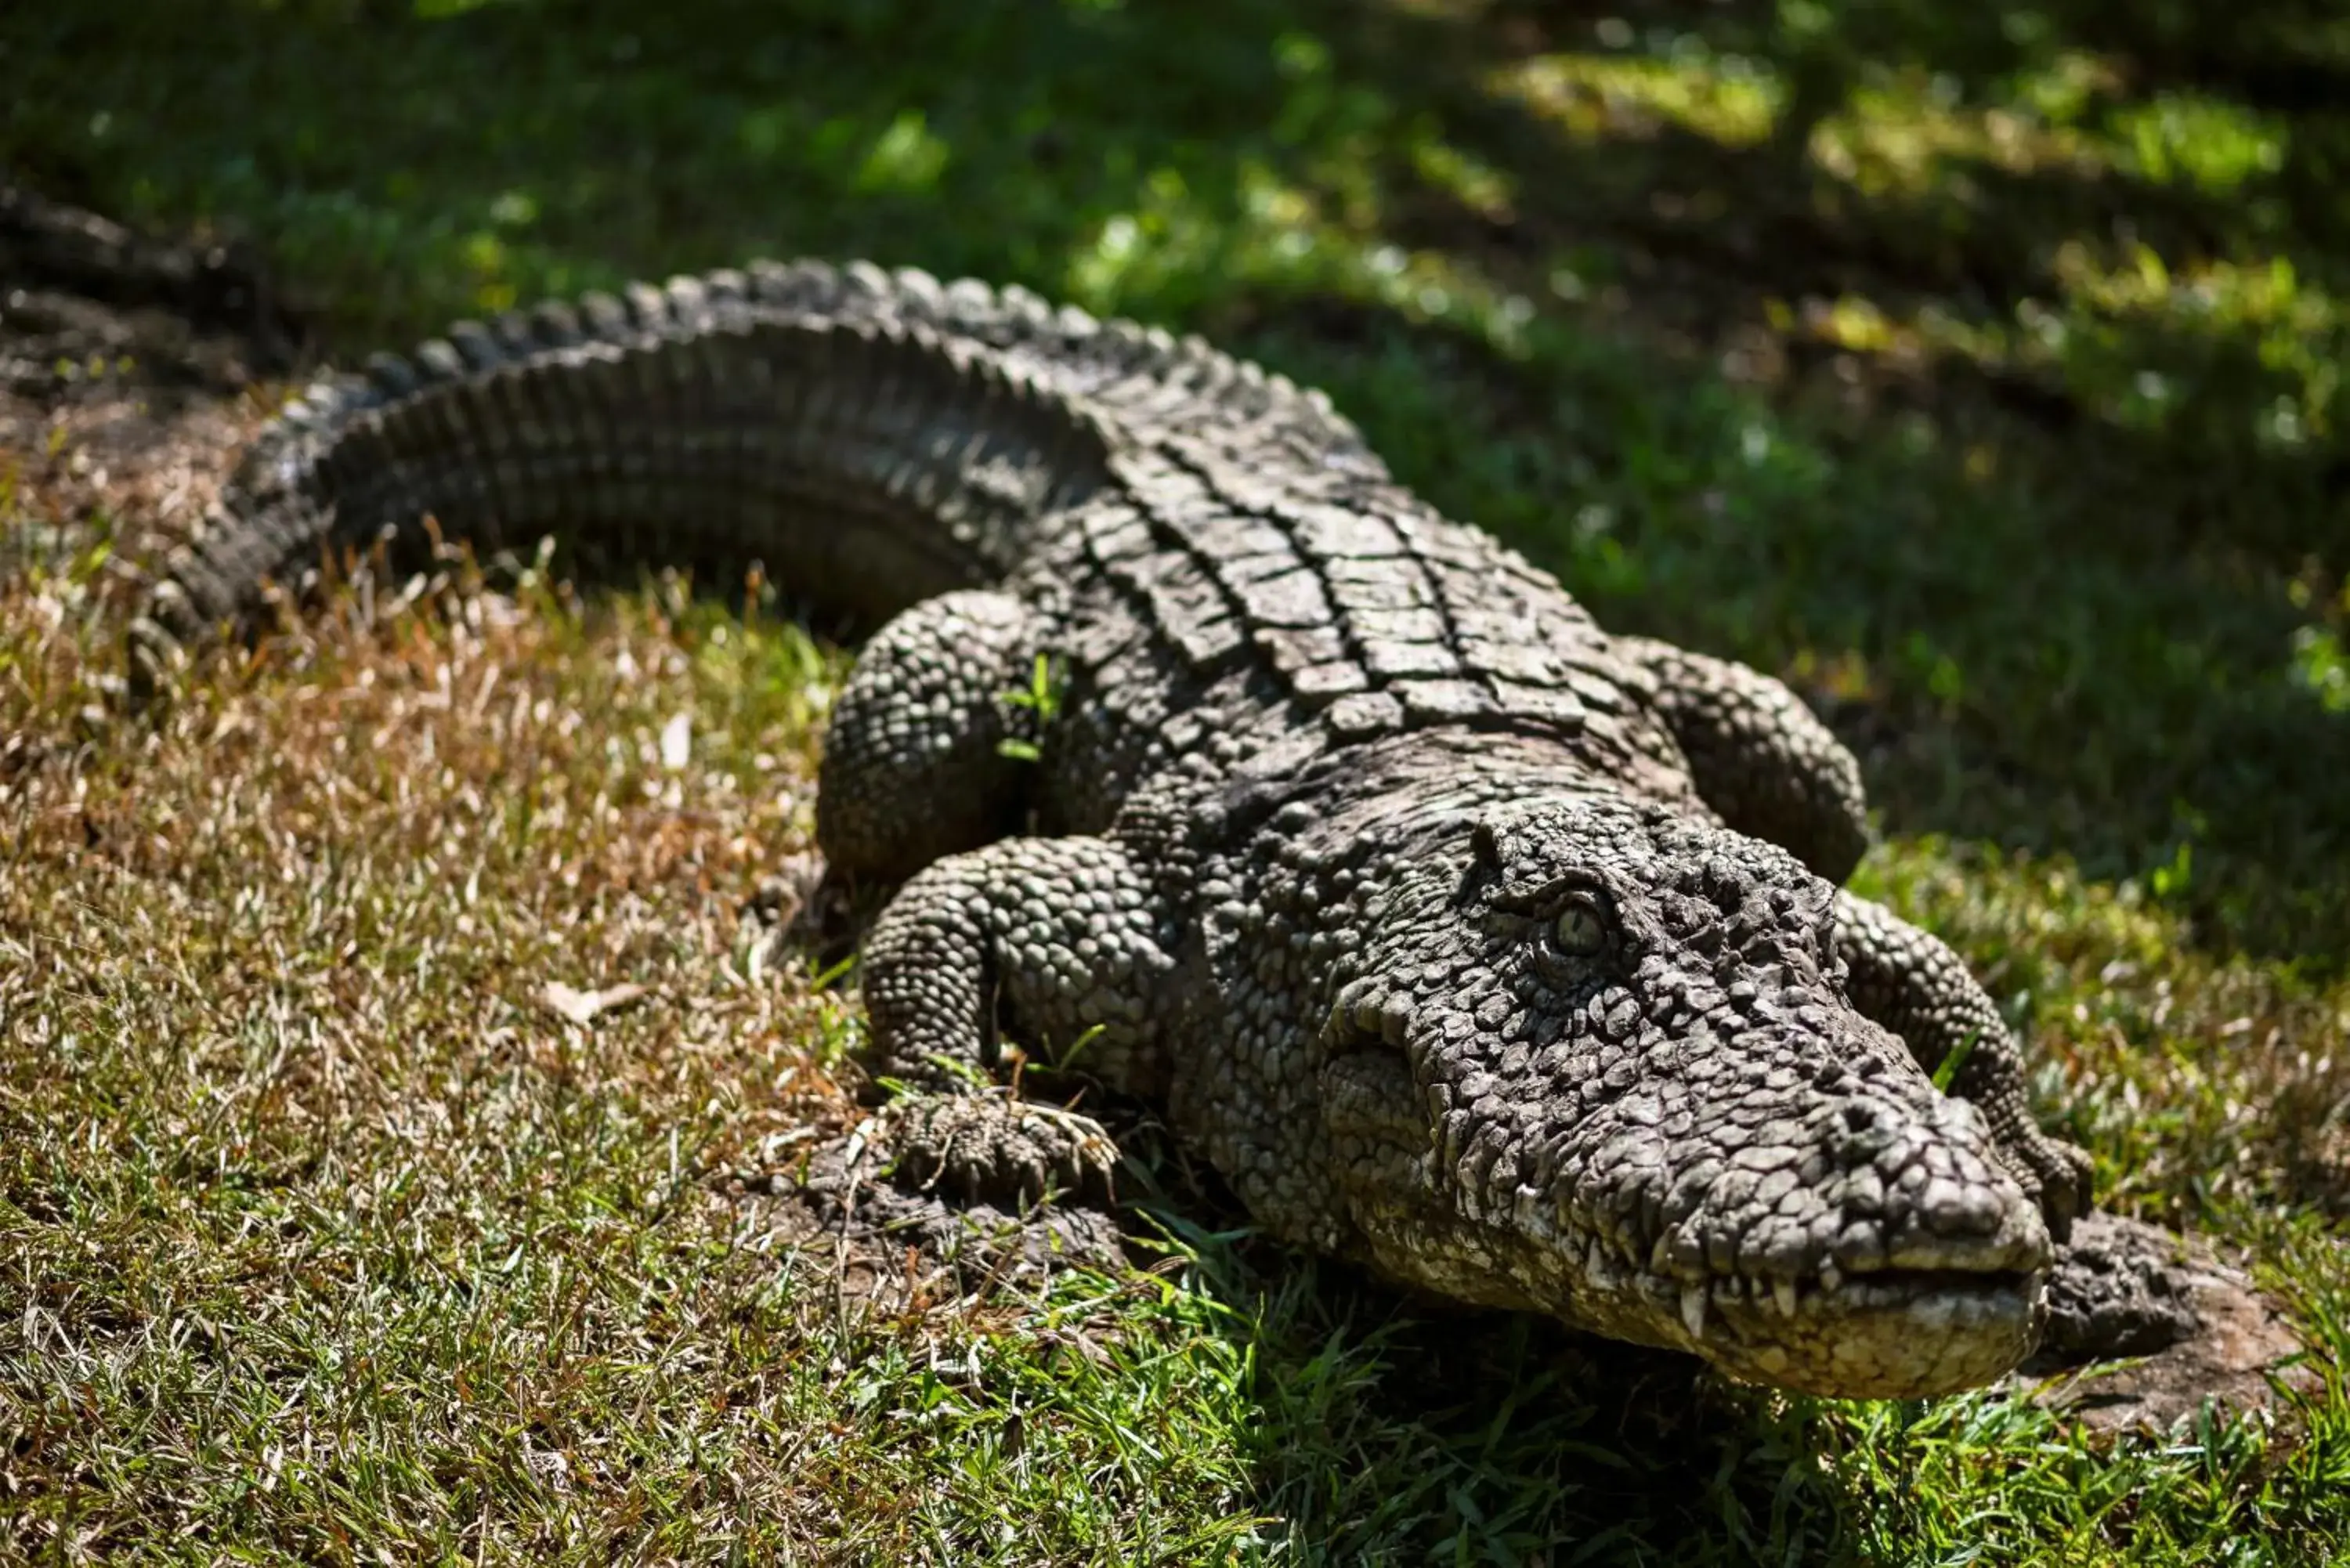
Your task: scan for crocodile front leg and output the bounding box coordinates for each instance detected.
[1832,888,2093,1237]
[859,834,1178,1206]
[817,590,1047,883]
[1622,636,1870,883]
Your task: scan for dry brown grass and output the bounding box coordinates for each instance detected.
[0,371,1280,1560]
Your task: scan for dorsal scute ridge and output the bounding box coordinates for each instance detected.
[623,280,670,331]
[266,257,1376,519]
[446,320,504,371]
[141,258,1383,667]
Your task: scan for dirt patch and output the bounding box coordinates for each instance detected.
[0,179,298,602]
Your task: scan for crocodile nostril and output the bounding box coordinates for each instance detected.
[1841,1100,1877,1133]
[1919,1178,2007,1237]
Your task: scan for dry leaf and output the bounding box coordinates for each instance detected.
[540,980,649,1026]
[659,712,692,771]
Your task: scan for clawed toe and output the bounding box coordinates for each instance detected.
[879,1092,1119,1209]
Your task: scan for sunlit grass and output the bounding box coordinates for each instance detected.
[1808,67,2103,193]
[1491,47,1787,148]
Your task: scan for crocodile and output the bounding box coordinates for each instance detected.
[130,259,2185,1400]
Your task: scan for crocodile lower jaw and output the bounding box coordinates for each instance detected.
[1356,1212,2049,1398]
[1685,1266,2047,1398]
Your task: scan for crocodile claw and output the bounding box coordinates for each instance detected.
[879,1092,1119,1209]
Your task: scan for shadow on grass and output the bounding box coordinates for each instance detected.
[1227,1261,1853,1564]
[1108,1143,1885,1566]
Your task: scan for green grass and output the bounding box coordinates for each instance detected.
[4,0,2349,1560]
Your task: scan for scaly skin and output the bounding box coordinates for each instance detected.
[137,259,2161,1398]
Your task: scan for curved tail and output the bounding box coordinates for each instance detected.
[131,259,1372,688]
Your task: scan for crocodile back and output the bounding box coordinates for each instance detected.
[1026,443,1683,833]
[130,261,1381,679]
[132,257,1683,815]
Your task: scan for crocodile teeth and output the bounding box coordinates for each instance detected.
[1820,1262,1843,1295]
[1773,1277,1799,1318]
[1679,1284,1707,1342]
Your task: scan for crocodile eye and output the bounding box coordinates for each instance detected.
[1553,895,1609,958]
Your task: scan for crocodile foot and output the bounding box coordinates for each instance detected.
[734,1125,1127,1310]
[878,1091,1119,1209]
[2020,1212,2315,1433]
[2038,1211,2202,1360]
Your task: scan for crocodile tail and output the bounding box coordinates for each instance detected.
[128,259,1376,695]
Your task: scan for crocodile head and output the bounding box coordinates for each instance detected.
[1314,793,2051,1398]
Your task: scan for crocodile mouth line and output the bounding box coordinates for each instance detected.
[1641,1262,2041,1346]
[1554,1223,2041,1321]
[1759,1264,2037,1317]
